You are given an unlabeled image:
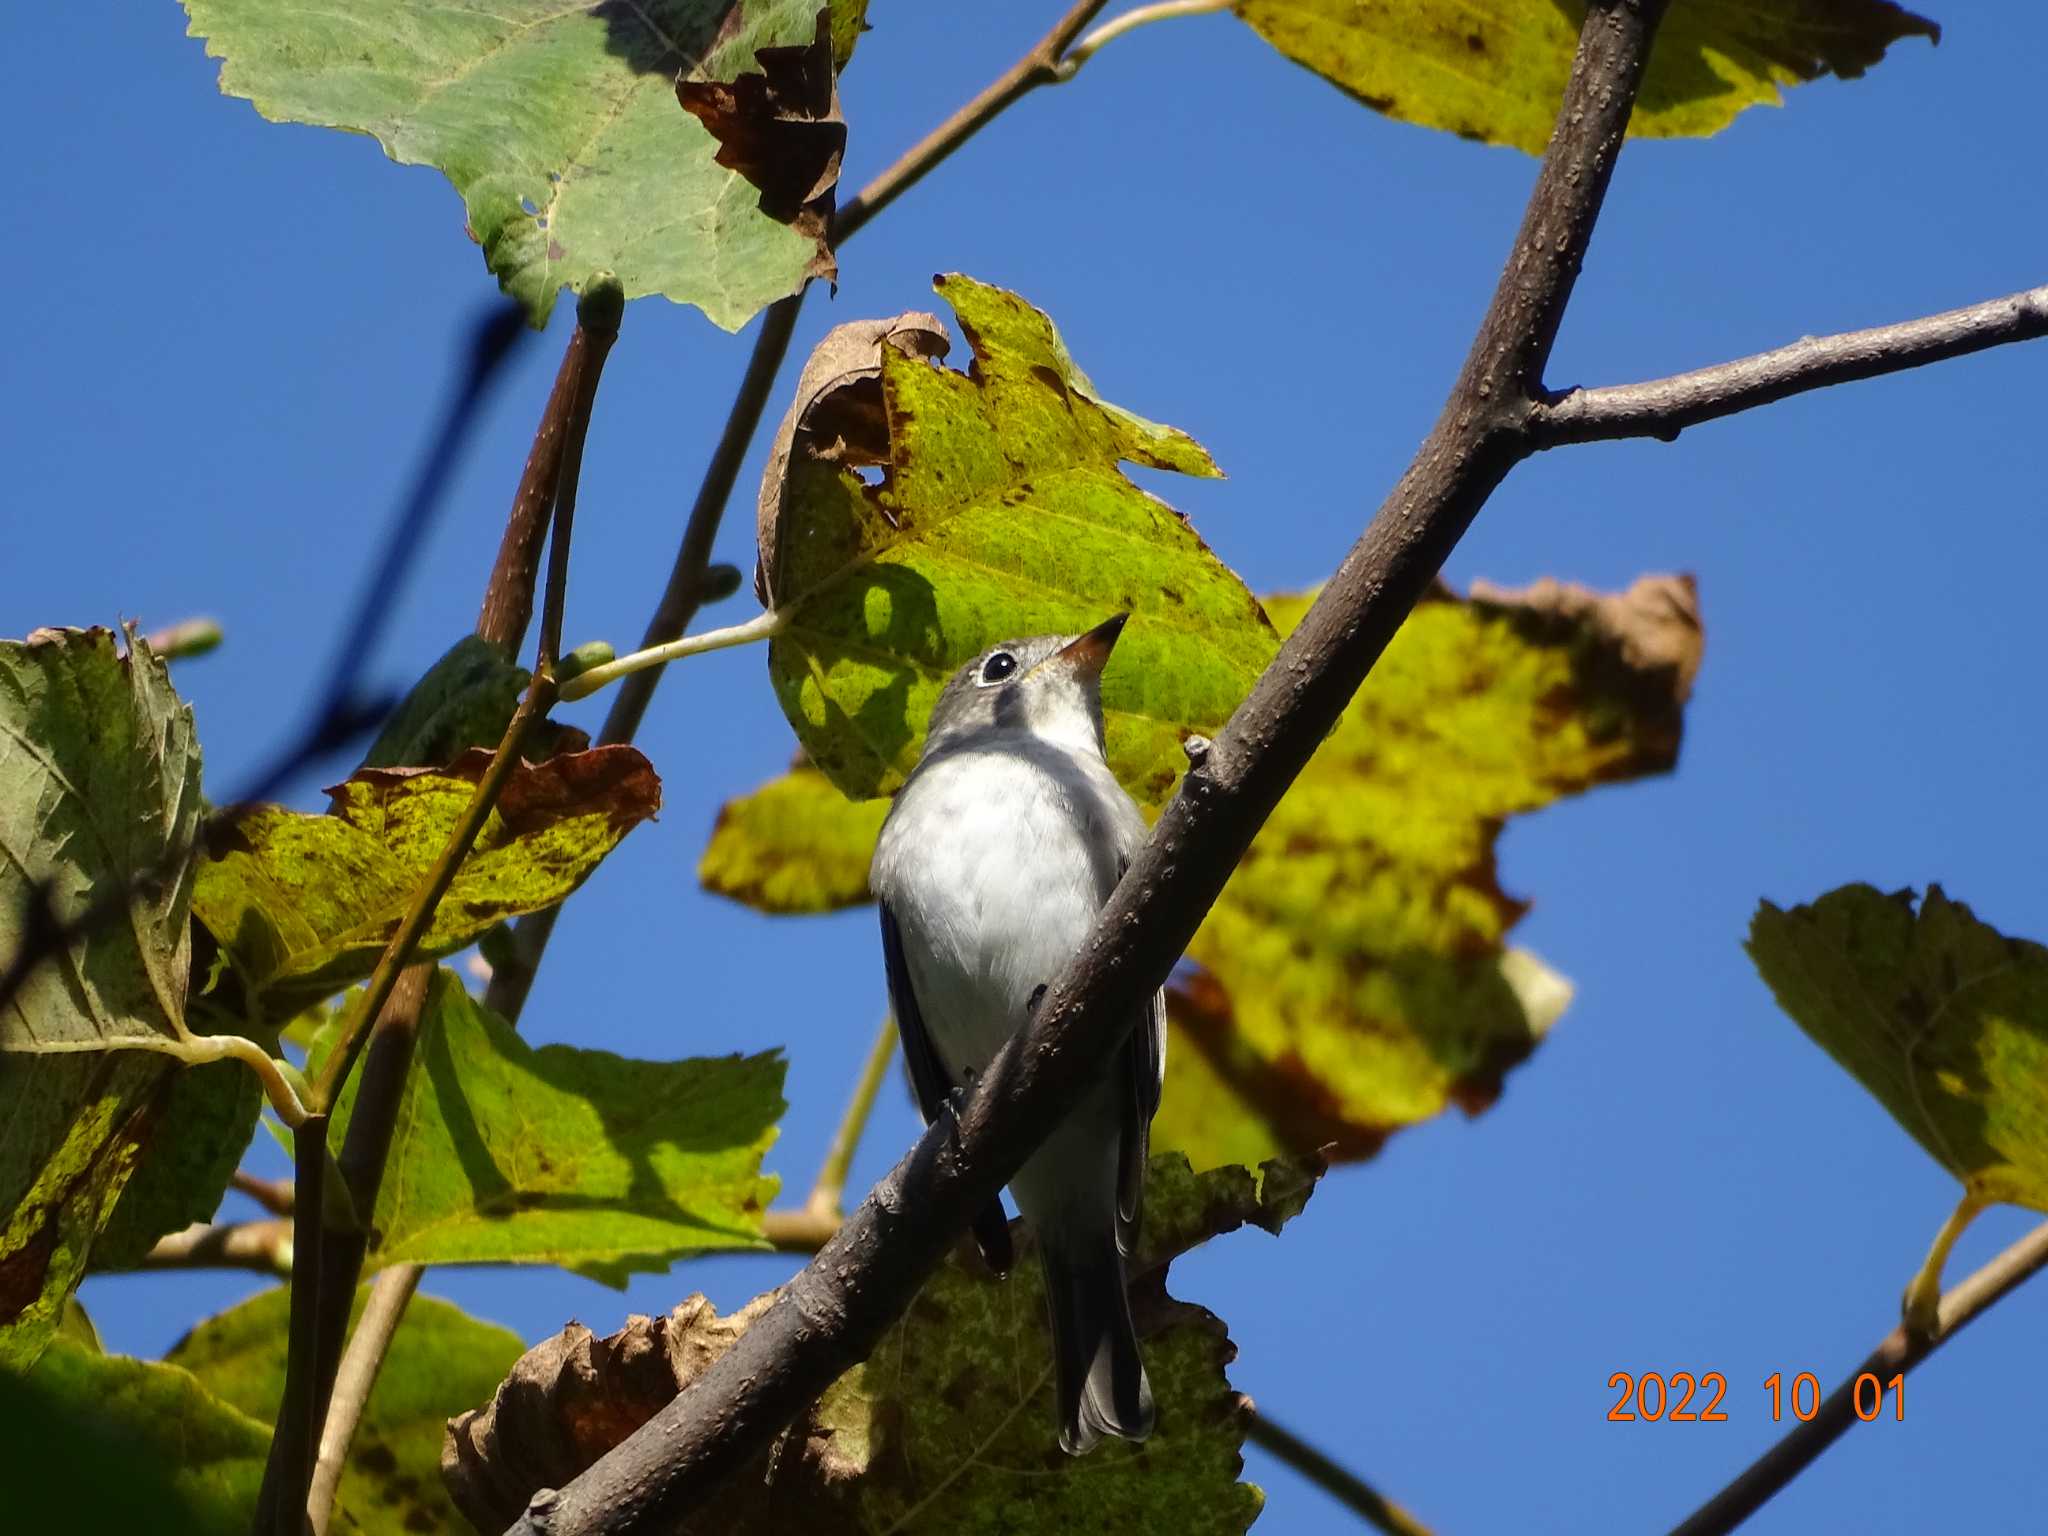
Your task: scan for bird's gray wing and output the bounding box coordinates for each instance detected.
[879,899,1014,1276]
[1115,985,1165,1258]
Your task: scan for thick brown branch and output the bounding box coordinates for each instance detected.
[1668,1218,2048,1536]
[495,7,1667,1534]
[1538,284,2048,445]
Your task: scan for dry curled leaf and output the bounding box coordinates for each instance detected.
[678,11,846,284]
[753,311,952,606]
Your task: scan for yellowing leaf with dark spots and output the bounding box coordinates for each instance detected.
[758,274,1278,807]
[1235,0,1939,155]
[190,744,660,1024]
[1161,575,1701,1172]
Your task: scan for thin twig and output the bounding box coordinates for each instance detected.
[832,0,1113,243]
[307,1264,424,1536]
[1055,0,1231,78]
[1667,1218,2048,1536]
[1245,1409,1435,1536]
[139,1217,293,1275]
[232,1170,297,1217]
[283,286,625,1536]
[481,293,803,1024]
[269,1114,330,1536]
[1535,285,2048,445]
[494,8,1671,1533]
[808,1016,899,1219]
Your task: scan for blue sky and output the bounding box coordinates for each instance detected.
[10,4,2048,1532]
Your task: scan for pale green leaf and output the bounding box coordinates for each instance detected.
[0,626,203,1368]
[1749,884,2048,1209]
[91,1058,261,1270]
[1160,576,1698,1172]
[760,274,1278,806]
[320,968,783,1277]
[191,744,660,1023]
[182,0,869,327]
[1235,0,1939,155]
[445,1152,1320,1533]
[168,1284,523,1536]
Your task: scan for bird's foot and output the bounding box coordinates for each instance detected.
[1026,983,1047,1016]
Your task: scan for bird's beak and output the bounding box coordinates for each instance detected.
[1048,613,1129,680]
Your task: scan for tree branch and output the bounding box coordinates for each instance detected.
[269,1113,330,1536]
[260,282,622,1535]
[308,1263,424,1536]
[494,6,1669,1533]
[1245,1409,1435,1536]
[1667,1218,2048,1536]
[140,1217,293,1275]
[1536,284,2048,445]
[831,0,1113,244]
[232,1170,297,1217]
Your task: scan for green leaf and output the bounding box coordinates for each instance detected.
[1234,0,1939,155]
[0,626,203,1368]
[320,967,783,1277]
[1749,884,2048,1210]
[1159,576,1699,1172]
[190,744,660,1023]
[0,1336,269,1536]
[91,1058,261,1270]
[363,633,530,769]
[758,274,1278,806]
[182,0,869,328]
[167,1284,523,1536]
[700,760,886,913]
[445,1152,1321,1534]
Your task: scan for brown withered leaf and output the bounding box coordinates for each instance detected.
[443,1152,1321,1533]
[752,310,951,607]
[678,12,846,286]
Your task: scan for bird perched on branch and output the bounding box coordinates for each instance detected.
[870,614,1164,1455]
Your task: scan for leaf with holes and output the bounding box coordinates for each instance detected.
[182,0,869,327]
[757,274,1278,806]
[316,968,783,1279]
[0,627,204,1369]
[167,1284,523,1536]
[1235,0,1939,155]
[1749,885,2048,1210]
[189,744,659,1025]
[445,1151,1321,1533]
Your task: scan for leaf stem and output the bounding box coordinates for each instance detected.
[1054,0,1232,79]
[555,609,788,702]
[1245,1408,1436,1536]
[1901,1191,1986,1338]
[1667,1217,2048,1536]
[307,1263,423,1536]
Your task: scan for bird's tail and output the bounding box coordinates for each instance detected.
[1040,1230,1153,1455]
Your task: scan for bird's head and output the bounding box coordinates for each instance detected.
[921,614,1128,762]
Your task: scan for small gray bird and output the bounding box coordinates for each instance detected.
[870,614,1164,1455]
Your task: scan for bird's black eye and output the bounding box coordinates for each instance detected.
[979,651,1017,685]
